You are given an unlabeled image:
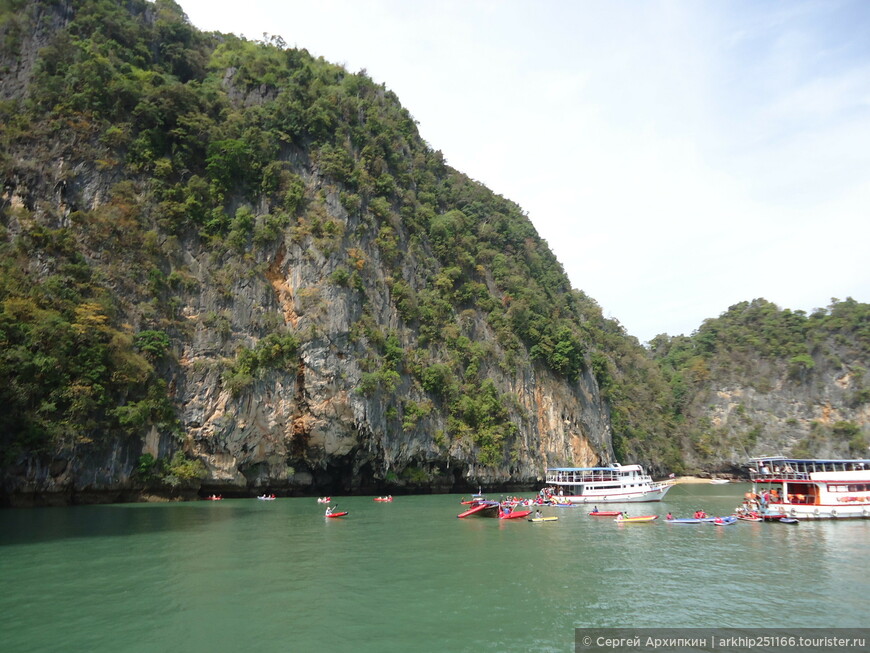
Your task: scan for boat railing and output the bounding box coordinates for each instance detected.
[547,472,652,484]
[546,472,642,484]
[750,470,810,481]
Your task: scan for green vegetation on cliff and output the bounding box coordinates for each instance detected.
[650,298,869,464]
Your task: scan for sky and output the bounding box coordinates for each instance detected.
[177,0,870,343]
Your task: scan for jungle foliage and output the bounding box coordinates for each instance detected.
[649,298,870,463]
[0,0,605,469]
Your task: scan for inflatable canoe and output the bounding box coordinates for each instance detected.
[589,511,622,517]
[325,511,348,518]
[528,516,559,522]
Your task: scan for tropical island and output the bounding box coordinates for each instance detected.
[0,0,867,506]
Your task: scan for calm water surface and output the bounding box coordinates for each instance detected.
[1,484,867,652]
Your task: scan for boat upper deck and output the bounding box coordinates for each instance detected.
[748,457,870,482]
[546,465,649,484]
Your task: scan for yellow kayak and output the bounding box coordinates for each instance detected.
[615,515,658,523]
[528,516,559,522]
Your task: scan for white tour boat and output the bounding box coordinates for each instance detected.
[542,463,675,503]
[742,456,870,520]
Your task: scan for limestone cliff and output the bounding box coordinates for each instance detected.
[0,0,616,504]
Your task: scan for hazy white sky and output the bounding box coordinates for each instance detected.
[178,0,870,342]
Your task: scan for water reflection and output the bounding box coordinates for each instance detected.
[0,487,867,652]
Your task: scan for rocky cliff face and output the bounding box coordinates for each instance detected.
[170,163,613,494]
[2,155,614,502]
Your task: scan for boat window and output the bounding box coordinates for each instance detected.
[827,483,870,492]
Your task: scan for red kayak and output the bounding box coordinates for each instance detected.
[325,511,348,518]
[499,510,532,520]
[589,511,622,516]
[457,502,500,518]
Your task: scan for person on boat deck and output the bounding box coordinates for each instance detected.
[666,512,674,520]
[592,506,599,513]
[325,506,333,515]
[535,509,542,518]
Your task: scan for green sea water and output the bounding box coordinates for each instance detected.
[1,484,867,652]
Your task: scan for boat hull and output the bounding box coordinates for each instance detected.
[764,503,870,520]
[557,484,674,504]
